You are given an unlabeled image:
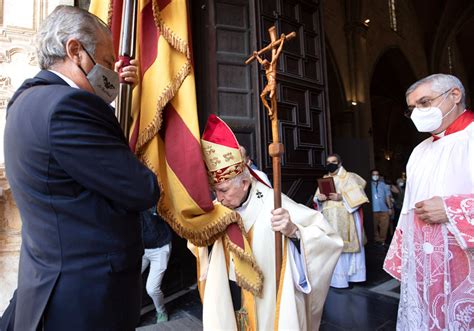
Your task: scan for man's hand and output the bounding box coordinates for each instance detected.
[271,208,298,237]
[115,58,139,86]
[329,193,342,201]
[316,193,327,201]
[414,196,448,224]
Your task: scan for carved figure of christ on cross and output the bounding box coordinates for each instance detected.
[245,26,296,294]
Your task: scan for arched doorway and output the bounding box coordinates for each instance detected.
[326,45,350,139]
[370,47,425,183]
[326,42,372,179]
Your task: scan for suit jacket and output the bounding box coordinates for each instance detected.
[2,70,160,331]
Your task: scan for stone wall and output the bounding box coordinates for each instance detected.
[0,166,21,314]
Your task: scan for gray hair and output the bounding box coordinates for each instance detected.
[36,5,110,69]
[229,167,251,186]
[406,74,466,107]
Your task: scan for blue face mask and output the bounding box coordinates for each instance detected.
[78,45,119,104]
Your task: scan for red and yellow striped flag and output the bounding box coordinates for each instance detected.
[90,0,263,297]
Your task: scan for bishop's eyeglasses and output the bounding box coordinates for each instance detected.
[404,89,451,118]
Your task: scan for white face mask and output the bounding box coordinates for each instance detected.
[410,93,456,133]
[79,45,119,104]
[86,64,119,104]
[372,175,379,181]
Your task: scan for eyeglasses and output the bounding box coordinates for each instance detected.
[404,89,451,118]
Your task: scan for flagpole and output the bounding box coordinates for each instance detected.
[116,0,138,139]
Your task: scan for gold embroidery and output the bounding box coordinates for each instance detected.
[212,163,246,184]
[205,145,216,155]
[210,157,221,167]
[223,152,234,162]
[201,140,242,171]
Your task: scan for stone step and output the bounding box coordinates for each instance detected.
[136,315,202,331]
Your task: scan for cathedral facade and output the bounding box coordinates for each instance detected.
[1,0,473,311]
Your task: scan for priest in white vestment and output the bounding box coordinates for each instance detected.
[196,114,343,330]
[383,74,474,330]
[314,153,369,288]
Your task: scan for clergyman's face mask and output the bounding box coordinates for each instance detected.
[410,90,456,133]
[326,163,339,174]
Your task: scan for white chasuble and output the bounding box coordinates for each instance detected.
[202,180,343,330]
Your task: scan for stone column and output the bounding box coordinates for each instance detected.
[0,0,74,314]
[342,0,374,175]
[0,166,21,314]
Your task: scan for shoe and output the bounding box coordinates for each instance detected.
[156,311,168,323]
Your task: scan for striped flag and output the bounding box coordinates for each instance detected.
[89,0,263,297]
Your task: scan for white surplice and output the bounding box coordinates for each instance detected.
[384,122,474,330]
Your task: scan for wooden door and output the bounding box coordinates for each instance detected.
[192,0,330,203]
[257,0,330,204]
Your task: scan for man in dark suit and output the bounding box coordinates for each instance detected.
[0,6,160,331]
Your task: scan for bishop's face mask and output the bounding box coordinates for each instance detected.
[410,92,456,133]
[78,45,119,104]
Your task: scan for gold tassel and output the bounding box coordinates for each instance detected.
[235,308,249,331]
[106,0,114,27]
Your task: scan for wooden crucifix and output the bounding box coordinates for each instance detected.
[245,26,296,293]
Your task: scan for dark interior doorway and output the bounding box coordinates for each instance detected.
[370,47,425,183]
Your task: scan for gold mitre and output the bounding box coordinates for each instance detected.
[201,115,245,184]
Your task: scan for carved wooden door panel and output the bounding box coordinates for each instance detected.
[257,0,330,204]
[192,0,262,169]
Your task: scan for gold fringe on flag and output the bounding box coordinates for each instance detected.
[152,0,191,60]
[106,0,114,27]
[224,234,264,297]
[135,61,191,152]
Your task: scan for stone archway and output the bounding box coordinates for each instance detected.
[326,44,350,140]
[369,47,425,182]
[325,42,370,177]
